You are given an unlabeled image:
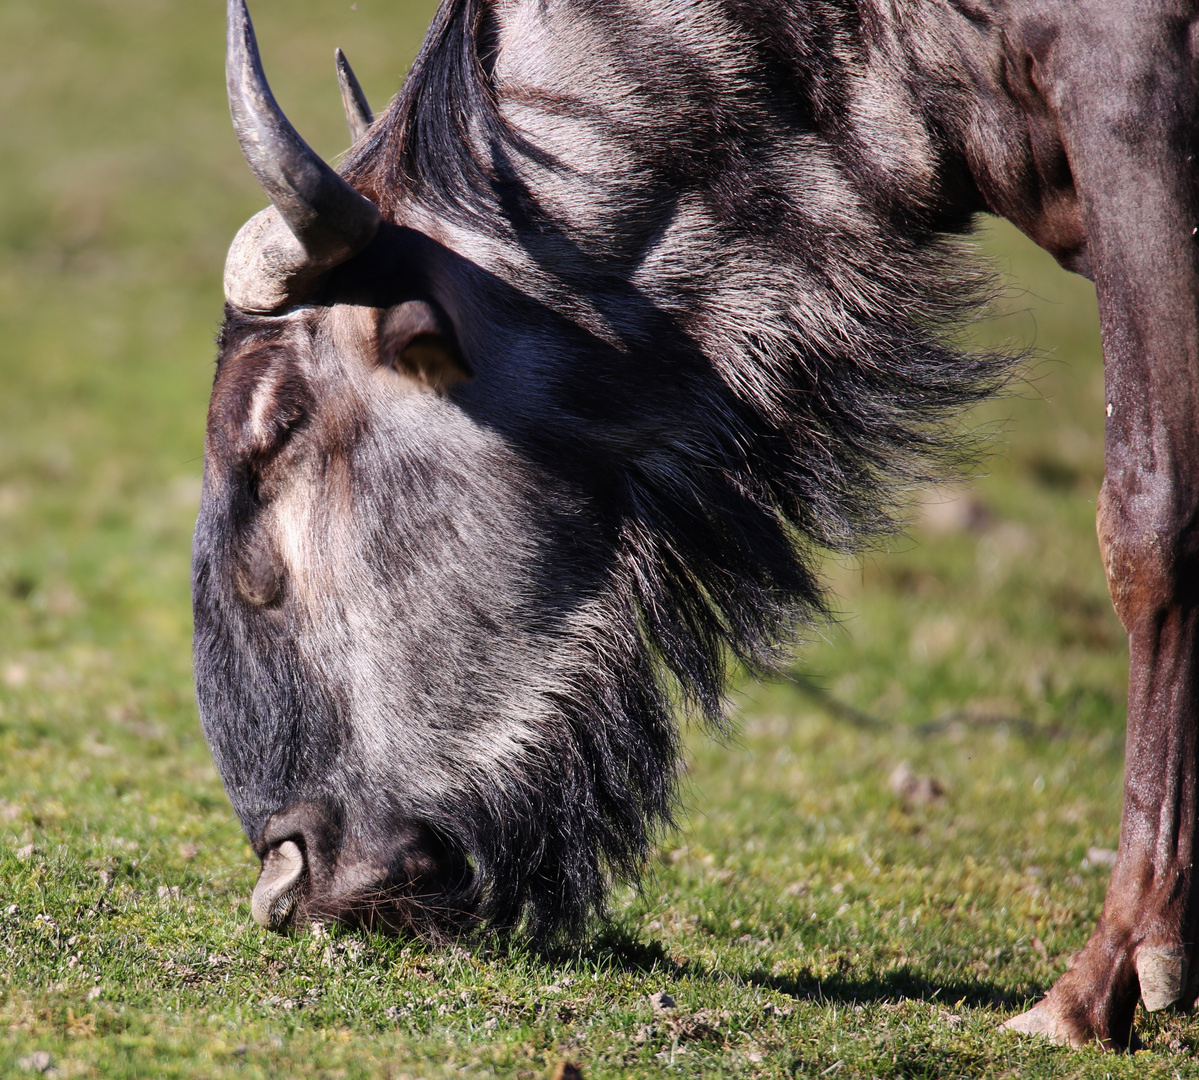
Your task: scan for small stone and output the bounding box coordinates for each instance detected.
[918,487,992,534]
[87,986,102,1001]
[889,761,945,807]
[178,843,199,860]
[21,1051,53,1073]
[1084,846,1118,868]
[16,844,35,860]
[649,991,675,1012]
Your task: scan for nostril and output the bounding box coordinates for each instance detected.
[251,839,307,930]
[251,801,340,931]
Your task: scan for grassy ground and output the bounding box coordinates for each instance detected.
[1,0,1191,1076]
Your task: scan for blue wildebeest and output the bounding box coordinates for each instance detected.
[195,0,1198,1048]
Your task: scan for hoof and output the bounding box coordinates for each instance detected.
[1135,946,1187,1012]
[1002,1004,1083,1046]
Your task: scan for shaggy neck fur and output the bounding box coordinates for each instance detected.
[327,0,1012,942]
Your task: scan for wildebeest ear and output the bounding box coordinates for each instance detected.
[378,300,471,391]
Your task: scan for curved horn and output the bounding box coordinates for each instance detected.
[224,0,381,313]
[335,48,374,144]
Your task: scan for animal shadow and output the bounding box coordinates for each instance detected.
[583,925,1032,1012]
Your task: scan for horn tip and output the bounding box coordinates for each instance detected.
[335,47,374,143]
[227,0,256,75]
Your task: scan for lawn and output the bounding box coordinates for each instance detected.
[0,1,1190,1077]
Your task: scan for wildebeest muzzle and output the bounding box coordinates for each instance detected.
[252,801,476,936]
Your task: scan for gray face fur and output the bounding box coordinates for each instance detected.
[197,0,1030,941]
[197,243,650,935]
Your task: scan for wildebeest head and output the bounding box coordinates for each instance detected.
[196,0,1008,942]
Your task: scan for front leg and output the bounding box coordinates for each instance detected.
[1002,3,1199,1049]
[1007,472,1199,1049]
[1006,500,1199,1047]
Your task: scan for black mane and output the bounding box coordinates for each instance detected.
[334,0,1012,942]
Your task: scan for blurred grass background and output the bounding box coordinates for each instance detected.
[1,1,1175,1077]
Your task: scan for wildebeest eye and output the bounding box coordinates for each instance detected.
[234,531,284,607]
[211,347,312,468]
[379,300,471,391]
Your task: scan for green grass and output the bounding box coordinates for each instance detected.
[1,0,1191,1076]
